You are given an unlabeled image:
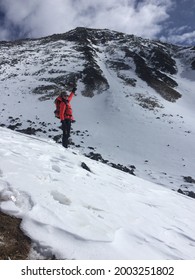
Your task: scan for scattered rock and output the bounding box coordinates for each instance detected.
[177,189,195,199]
[81,162,91,172]
[183,176,195,184]
[85,152,135,175]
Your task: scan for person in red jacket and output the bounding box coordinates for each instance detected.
[58,87,77,148]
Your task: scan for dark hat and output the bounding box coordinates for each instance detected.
[61,91,68,96]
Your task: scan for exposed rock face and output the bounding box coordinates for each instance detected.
[123,47,181,102]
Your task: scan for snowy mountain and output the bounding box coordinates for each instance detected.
[0,27,195,197]
[0,127,195,260]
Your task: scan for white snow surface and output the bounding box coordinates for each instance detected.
[0,127,195,260]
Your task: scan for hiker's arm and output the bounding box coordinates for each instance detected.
[68,91,75,101]
[69,87,77,100]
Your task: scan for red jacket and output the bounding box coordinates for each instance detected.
[58,92,75,121]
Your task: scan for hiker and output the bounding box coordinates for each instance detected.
[55,87,77,148]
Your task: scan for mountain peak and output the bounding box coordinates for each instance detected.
[32,27,193,101]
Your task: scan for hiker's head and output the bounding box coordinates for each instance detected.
[61,91,69,99]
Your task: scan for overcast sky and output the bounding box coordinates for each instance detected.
[0,0,195,45]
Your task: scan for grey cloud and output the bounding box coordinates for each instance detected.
[163,30,195,45]
[0,0,177,42]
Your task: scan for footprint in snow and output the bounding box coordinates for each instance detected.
[51,190,71,206]
[52,165,61,173]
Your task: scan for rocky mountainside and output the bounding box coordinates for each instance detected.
[0,27,195,196]
[1,27,194,101]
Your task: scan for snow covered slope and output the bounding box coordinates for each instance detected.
[0,27,195,195]
[0,127,195,259]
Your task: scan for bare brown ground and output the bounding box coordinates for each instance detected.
[0,211,31,260]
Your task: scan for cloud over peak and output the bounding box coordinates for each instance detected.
[0,0,194,45]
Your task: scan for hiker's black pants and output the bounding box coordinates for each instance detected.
[61,119,71,148]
